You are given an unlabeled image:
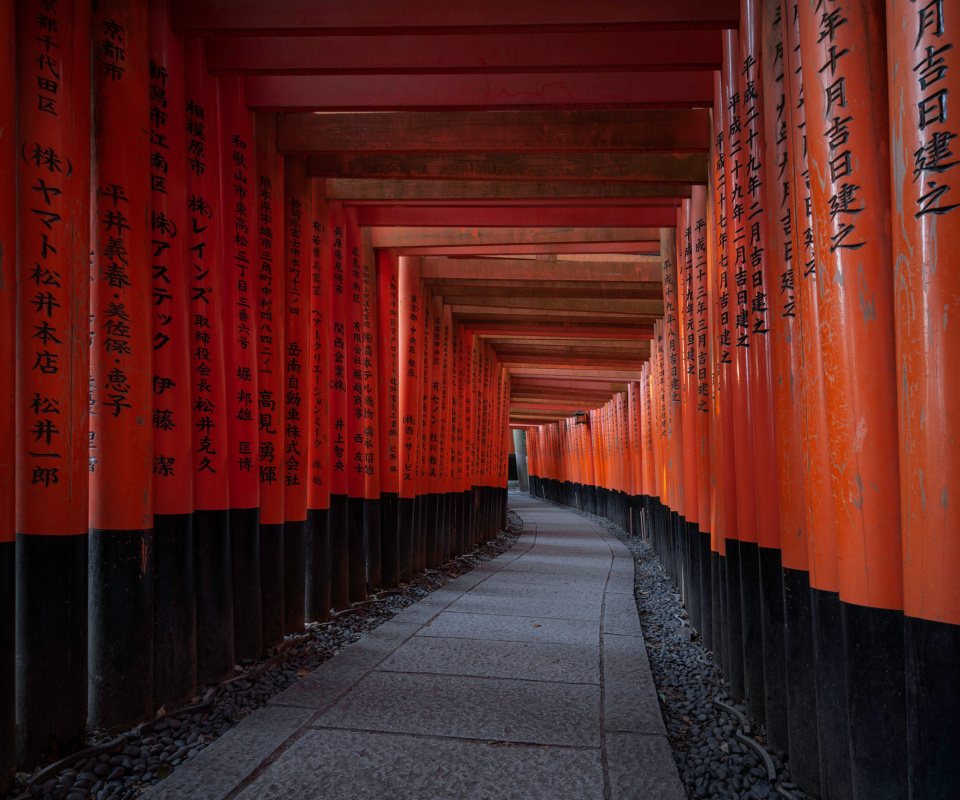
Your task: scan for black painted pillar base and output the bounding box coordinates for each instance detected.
[758,547,787,754]
[425,492,440,568]
[328,495,350,611]
[1,539,14,795]
[906,614,960,799]
[842,602,907,800]
[724,537,745,702]
[738,539,765,722]
[380,492,399,589]
[782,567,820,797]
[411,493,424,575]
[688,522,702,634]
[811,588,853,800]
[231,508,261,663]
[461,490,472,551]
[415,492,428,572]
[305,507,331,623]
[364,497,381,593]
[396,496,414,583]
[194,510,233,685]
[260,522,285,649]
[152,513,196,713]
[283,520,307,636]
[700,532,713,653]
[88,527,154,731]
[347,496,367,604]
[16,533,88,768]
[712,550,724,665]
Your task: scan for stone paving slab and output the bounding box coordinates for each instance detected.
[234,730,604,800]
[145,493,684,800]
[379,634,600,683]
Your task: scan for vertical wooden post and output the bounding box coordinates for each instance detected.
[16,0,91,765]
[326,201,349,609]
[690,184,714,652]
[888,1,960,795]
[344,206,367,601]
[218,76,261,661]
[282,156,309,632]
[721,29,749,703]
[0,1,15,786]
[361,229,381,590]
[88,0,154,730]
[740,0,788,744]
[800,1,907,796]
[306,178,331,622]
[397,256,421,581]
[774,4,821,790]
[375,249,400,586]
[783,5,845,792]
[148,0,197,713]
[254,113,286,642]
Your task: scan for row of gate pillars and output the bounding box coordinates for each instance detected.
[0,0,512,790]
[523,3,959,799]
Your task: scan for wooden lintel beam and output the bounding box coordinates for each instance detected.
[173,1,739,35]
[441,296,663,313]
[277,109,710,153]
[209,32,721,78]
[356,205,678,228]
[395,242,661,256]
[307,152,708,183]
[374,226,660,249]
[328,179,693,201]
[421,257,662,282]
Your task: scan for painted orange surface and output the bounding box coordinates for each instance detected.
[799,0,903,611]
[149,0,194,518]
[888,0,960,625]
[308,179,331,511]
[0,0,12,544]
[17,0,91,536]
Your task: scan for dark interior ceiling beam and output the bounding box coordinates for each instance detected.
[326,179,692,201]
[207,30,721,75]
[278,109,710,154]
[356,205,678,228]
[373,226,661,249]
[173,0,739,36]
[420,257,662,282]
[394,242,660,256]
[308,152,707,183]
[246,71,715,111]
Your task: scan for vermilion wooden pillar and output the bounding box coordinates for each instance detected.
[326,201,349,610]
[397,256,422,581]
[344,206,367,601]
[88,0,154,731]
[800,1,907,796]
[0,1,14,787]
[774,3,821,790]
[690,185,714,653]
[282,156,309,632]
[16,0,91,766]
[441,305,457,559]
[783,4,845,793]
[707,104,729,665]
[361,230,382,590]
[721,29,749,704]
[306,178,331,622]
[679,199,701,632]
[254,113,286,641]
[888,2,960,795]
[184,39,233,685]
[741,0,785,745]
[377,249,400,587]
[761,0,814,778]
[428,296,445,563]
[219,76,261,661]
[148,0,196,713]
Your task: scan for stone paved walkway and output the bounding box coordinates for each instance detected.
[145,493,684,800]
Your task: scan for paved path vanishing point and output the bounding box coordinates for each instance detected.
[145,493,685,799]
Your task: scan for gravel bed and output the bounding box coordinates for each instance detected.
[540,499,808,800]
[7,514,522,800]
